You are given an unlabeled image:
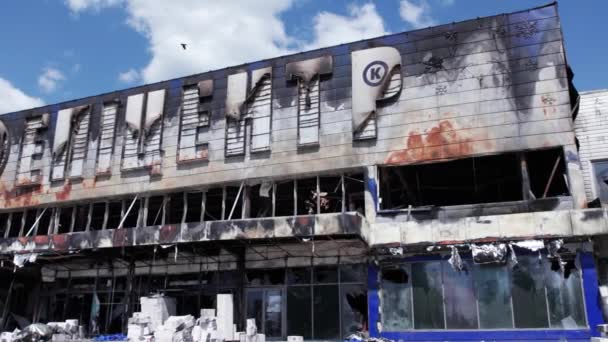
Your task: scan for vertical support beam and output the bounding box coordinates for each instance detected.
[102,202,109,230]
[19,211,26,237]
[563,144,588,209]
[221,187,227,220]
[341,174,346,213]
[242,184,250,219]
[182,192,188,224]
[293,179,298,216]
[519,152,532,200]
[271,183,277,217]
[161,196,167,225]
[3,213,10,238]
[86,203,93,231]
[363,165,378,227]
[143,197,150,227]
[316,176,321,214]
[201,191,207,223]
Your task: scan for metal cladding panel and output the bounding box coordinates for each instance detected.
[0,3,577,209]
[574,89,608,201]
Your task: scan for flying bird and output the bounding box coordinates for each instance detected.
[181,43,187,50]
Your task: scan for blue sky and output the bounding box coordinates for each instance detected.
[0,0,606,114]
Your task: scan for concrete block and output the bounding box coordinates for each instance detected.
[536,210,573,236]
[571,209,607,236]
[463,216,500,241]
[432,218,466,243]
[369,223,400,245]
[498,212,535,238]
[200,309,215,318]
[400,221,433,245]
[217,294,234,341]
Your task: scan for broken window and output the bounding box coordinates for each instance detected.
[296,178,318,215]
[51,105,91,181]
[96,100,119,175]
[0,213,9,237]
[340,284,367,337]
[526,148,569,198]
[23,209,38,237]
[380,255,587,331]
[121,197,141,228]
[247,183,273,218]
[57,207,73,234]
[37,208,53,235]
[178,82,212,163]
[225,68,272,157]
[275,180,295,217]
[380,265,413,330]
[146,196,164,226]
[319,176,343,213]
[185,191,203,223]
[16,114,48,187]
[106,201,122,229]
[73,204,89,232]
[379,152,523,210]
[122,90,165,174]
[344,173,365,214]
[224,185,243,220]
[204,188,223,221]
[90,203,107,230]
[313,285,340,339]
[592,160,608,203]
[165,193,184,224]
[7,212,24,237]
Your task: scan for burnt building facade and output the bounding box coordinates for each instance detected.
[0,2,606,341]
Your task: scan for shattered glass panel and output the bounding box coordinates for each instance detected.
[287,286,312,339]
[443,260,478,329]
[512,256,549,328]
[546,259,587,329]
[313,285,340,339]
[474,264,513,328]
[380,265,413,330]
[412,262,445,329]
[341,284,367,337]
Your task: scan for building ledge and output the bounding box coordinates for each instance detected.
[0,212,366,255]
[370,208,608,247]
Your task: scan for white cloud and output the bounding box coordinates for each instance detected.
[38,67,66,93]
[304,3,388,50]
[67,1,389,84]
[118,68,139,83]
[400,0,436,29]
[65,0,123,13]
[0,77,44,115]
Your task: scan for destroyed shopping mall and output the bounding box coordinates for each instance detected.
[2,2,608,342]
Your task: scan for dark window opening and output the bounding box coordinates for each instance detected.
[313,285,340,339]
[380,153,522,210]
[146,196,164,226]
[23,210,37,236]
[185,192,203,223]
[319,176,343,214]
[275,180,295,217]
[297,178,318,215]
[287,286,312,339]
[345,173,365,215]
[204,188,223,221]
[121,198,141,228]
[165,193,184,224]
[248,184,272,218]
[106,201,122,229]
[592,160,608,203]
[224,186,243,220]
[73,204,89,232]
[57,208,73,234]
[7,212,23,237]
[37,208,53,235]
[90,203,106,230]
[527,148,569,198]
[0,213,9,237]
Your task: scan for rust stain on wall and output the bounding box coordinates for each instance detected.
[55,181,72,201]
[0,182,41,208]
[385,120,493,165]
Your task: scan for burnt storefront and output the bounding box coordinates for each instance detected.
[1,2,607,341]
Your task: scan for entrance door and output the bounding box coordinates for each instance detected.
[246,288,283,339]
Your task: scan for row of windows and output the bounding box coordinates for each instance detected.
[380,255,587,331]
[0,173,364,238]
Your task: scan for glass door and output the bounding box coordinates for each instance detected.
[246,288,284,339]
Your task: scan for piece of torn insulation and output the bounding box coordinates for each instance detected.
[125,93,145,135]
[471,243,507,265]
[144,89,165,135]
[448,246,464,271]
[513,240,545,252]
